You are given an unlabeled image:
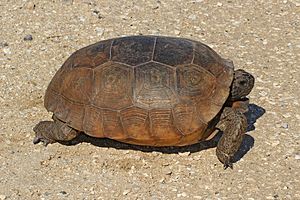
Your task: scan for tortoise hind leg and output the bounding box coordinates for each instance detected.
[33,115,79,146]
[216,107,247,169]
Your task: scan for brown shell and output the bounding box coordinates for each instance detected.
[45,36,234,146]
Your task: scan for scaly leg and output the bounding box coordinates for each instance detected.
[33,115,79,146]
[216,107,247,169]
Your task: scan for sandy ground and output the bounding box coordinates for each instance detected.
[0,0,300,199]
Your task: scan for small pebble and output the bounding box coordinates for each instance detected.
[295,154,300,160]
[92,10,100,15]
[162,162,170,166]
[282,113,291,118]
[271,141,280,147]
[0,42,8,48]
[280,123,289,129]
[24,1,35,10]
[174,30,181,35]
[165,170,172,175]
[95,27,105,36]
[3,48,11,55]
[178,152,190,156]
[79,16,85,22]
[44,192,51,196]
[188,14,197,20]
[122,189,131,195]
[24,34,33,41]
[92,10,103,19]
[177,192,187,197]
[159,178,165,183]
[0,195,6,200]
[59,191,67,195]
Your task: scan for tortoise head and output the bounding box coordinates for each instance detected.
[230,69,255,101]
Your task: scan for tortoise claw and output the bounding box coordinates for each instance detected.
[33,136,41,144]
[33,135,52,146]
[223,161,233,170]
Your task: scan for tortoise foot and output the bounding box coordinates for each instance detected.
[32,135,52,146]
[33,121,55,146]
[33,118,79,146]
[216,107,247,169]
[216,149,233,169]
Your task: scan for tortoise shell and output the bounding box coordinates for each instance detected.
[45,36,234,146]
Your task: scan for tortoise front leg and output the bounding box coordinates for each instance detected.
[33,115,79,146]
[216,107,247,169]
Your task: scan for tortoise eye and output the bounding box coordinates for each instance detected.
[239,80,247,86]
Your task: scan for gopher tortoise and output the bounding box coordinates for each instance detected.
[34,36,255,168]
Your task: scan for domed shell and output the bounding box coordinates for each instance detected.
[44,36,234,146]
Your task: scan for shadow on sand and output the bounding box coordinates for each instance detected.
[63,103,265,163]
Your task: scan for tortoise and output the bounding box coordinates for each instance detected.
[33,35,254,168]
